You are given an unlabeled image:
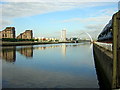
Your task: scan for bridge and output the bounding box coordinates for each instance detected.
[78,32,93,42]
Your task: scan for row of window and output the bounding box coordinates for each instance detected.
[2,34,13,38]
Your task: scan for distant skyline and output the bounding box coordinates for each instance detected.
[1,0,119,40]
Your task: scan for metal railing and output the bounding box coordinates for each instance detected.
[95,42,112,51]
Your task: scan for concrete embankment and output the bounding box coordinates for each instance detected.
[93,11,120,89]
[93,42,113,88]
[0,41,74,46]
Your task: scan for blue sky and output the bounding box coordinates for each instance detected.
[1,0,119,39]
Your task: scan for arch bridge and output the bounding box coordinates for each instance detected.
[78,32,93,42]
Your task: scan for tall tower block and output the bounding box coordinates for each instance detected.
[61,29,66,41]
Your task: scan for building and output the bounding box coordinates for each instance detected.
[61,29,66,41]
[17,30,33,39]
[0,27,15,39]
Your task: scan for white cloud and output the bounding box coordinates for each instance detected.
[61,6,118,24]
[1,19,12,29]
[99,8,118,16]
[59,6,118,39]
[62,15,112,25]
[1,2,114,18]
[60,14,113,39]
[118,1,120,10]
[61,7,117,24]
[2,0,120,2]
[1,1,115,29]
[0,1,118,40]
[85,24,104,30]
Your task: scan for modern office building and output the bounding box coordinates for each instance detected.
[61,29,66,41]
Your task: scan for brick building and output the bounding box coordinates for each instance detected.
[0,27,15,39]
[17,30,33,39]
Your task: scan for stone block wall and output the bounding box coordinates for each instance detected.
[17,30,33,39]
[0,27,15,39]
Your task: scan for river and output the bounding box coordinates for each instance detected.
[2,43,99,88]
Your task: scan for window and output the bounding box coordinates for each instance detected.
[5,34,7,37]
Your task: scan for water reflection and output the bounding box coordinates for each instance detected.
[1,44,69,63]
[1,43,92,63]
[17,46,33,58]
[0,47,16,63]
[2,43,99,88]
[1,43,93,63]
[61,44,66,56]
[0,46,34,63]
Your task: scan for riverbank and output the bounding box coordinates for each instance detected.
[0,41,74,46]
[93,43,113,89]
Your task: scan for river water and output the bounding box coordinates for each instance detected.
[2,43,99,88]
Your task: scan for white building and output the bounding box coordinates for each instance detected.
[61,29,66,41]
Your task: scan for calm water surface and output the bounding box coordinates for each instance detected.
[2,43,99,88]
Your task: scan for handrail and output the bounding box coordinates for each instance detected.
[95,42,112,51]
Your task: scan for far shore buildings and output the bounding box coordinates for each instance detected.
[17,30,33,39]
[0,27,15,39]
[0,27,33,39]
[34,37,58,42]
